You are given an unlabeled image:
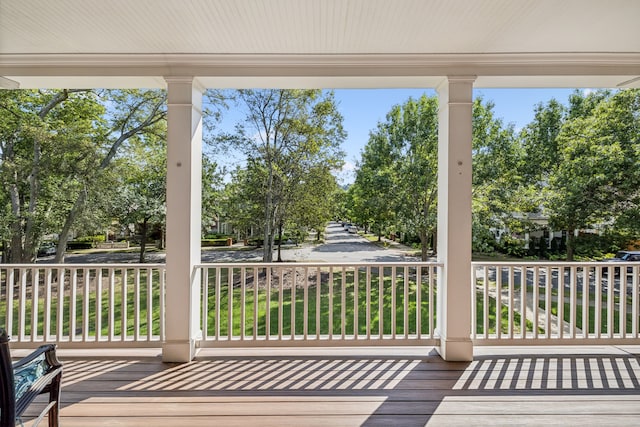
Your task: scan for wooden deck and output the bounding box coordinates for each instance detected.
[17,345,640,426]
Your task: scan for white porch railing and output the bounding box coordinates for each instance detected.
[197,262,439,347]
[472,262,640,345]
[0,264,165,348]
[4,260,640,350]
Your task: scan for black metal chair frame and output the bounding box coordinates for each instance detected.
[0,329,62,427]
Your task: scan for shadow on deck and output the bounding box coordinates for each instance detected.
[19,345,640,426]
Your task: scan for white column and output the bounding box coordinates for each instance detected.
[162,77,203,362]
[436,76,475,362]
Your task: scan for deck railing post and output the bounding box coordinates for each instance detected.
[436,76,475,361]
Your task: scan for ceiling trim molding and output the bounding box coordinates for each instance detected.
[2,52,640,78]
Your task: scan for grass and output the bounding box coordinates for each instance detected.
[474,289,536,335]
[204,268,433,337]
[476,277,637,336]
[4,267,628,341]
[1,268,162,338]
[547,296,635,334]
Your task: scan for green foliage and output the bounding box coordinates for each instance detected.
[472,97,524,251]
[497,235,527,258]
[472,218,497,253]
[545,89,640,259]
[75,235,106,243]
[214,89,345,261]
[350,95,439,260]
[0,89,168,263]
[204,233,235,240]
[0,89,106,262]
[201,238,233,247]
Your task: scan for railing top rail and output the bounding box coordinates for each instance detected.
[471,261,640,268]
[196,261,442,268]
[0,263,166,268]
[472,260,632,266]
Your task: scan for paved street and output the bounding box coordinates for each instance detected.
[38,222,417,264]
[288,222,417,263]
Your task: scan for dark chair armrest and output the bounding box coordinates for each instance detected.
[12,344,59,370]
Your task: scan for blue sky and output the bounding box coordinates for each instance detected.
[332,88,577,183]
[211,88,579,184]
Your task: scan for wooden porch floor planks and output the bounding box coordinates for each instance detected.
[17,346,640,426]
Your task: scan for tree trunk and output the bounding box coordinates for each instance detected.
[139,217,148,263]
[24,131,42,264]
[276,222,283,262]
[419,229,429,261]
[9,232,23,264]
[8,180,27,263]
[566,229,575,261]
[54,189,87,263]
[263,170,275,262]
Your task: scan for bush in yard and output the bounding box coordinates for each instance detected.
[201,239,232,247]
[66,241,94,250]
[498,235,527,257]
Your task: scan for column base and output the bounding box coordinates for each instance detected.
[437,336,473,361]
[162,339,199,363]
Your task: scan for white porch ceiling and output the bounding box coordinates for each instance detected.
[1,0,639,89]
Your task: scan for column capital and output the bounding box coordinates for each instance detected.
[437,76,476,103]
[436,75,476,93]
[164,76,206,94]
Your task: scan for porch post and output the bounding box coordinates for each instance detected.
[163,77,203,362]
[436,76,475,362]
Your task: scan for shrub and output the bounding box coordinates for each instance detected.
[204,233,235,240]
[498,235,527,257]
[75,235,106,243]
[66,241,94,250]
[201,238,231,247]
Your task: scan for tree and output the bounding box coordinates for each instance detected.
[547,89,640,259]
[216,89,345,262]
[351,126,397,240]
[0,89,104,263]
[221,166,264,241]
[111,138,166,263]
[288,165,340,242]
[354,95,439,260]
[471,98,522,252]
[387,96,439,260]
[53,89,166,262]
[520,99,566,186]
[201,156,224,236]
[605,89,640,235]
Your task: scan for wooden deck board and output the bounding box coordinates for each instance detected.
[16,346,640,426]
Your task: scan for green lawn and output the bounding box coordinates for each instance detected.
[476,278,636,336]
[203,268,433,337]
[7,266,627,341]
[1,268,162,338]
